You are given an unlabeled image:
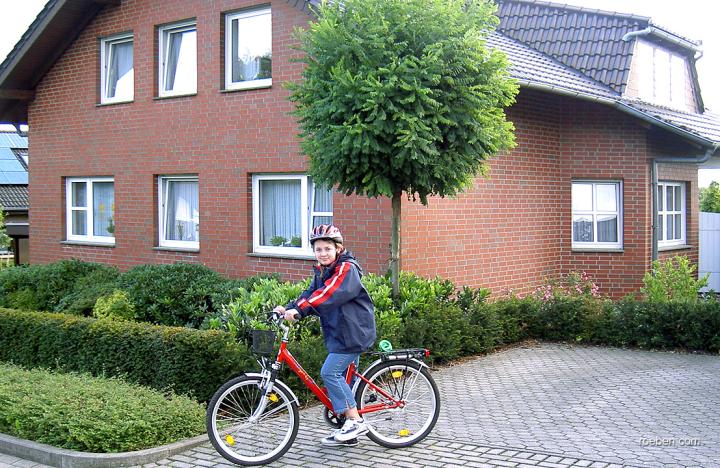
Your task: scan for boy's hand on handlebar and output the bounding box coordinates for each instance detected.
[283,309,300,321]
[272,306,299,321]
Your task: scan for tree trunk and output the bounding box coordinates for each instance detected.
[390,192,401,298]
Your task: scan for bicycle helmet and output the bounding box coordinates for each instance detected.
[309,224,344,245]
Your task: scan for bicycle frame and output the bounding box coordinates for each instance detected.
[268,322,404,417]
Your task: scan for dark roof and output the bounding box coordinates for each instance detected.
[0,184,29,210]
[496,0,700,95]
[488,32,619,101]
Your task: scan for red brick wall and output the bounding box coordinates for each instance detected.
[401,90,699,299]
[401,90,564,296]
[27,0,391,281]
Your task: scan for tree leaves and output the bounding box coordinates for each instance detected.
[289,0,518,203]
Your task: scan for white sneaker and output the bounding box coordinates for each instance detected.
[320,434,359,447]
[334,418,369,442]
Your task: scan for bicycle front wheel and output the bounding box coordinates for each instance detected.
[356,360,440,448]
[206,375,299,466]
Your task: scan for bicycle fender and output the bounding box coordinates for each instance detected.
[244,372,300,406]
[353,358,429,393]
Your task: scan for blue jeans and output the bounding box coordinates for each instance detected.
[321,353,360,414]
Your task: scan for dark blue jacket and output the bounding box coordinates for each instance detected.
[288,251,376,353]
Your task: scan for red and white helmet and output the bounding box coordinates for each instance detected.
[309,224,343,245]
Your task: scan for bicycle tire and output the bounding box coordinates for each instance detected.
[206,375,299,466]
[355,359,440,448]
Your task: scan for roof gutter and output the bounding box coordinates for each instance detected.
[622,26,701,52]
[650,148,714,263]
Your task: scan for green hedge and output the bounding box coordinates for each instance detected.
[0,362,205,452]
[0,309,253,402]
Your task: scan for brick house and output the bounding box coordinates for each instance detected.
[0,0,718,298]
[0,130,29,265]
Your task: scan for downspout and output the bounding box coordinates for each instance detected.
[650,148,715,262]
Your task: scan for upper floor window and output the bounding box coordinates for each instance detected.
[159,175,199,249]
[225,7,272,90]
[159,21,197,97]
[636,40,687,109]
[658,182,686,247]
[252,174,333,255]
[66,177,115,244]
[572,181,623,250]
[100,34,134,104]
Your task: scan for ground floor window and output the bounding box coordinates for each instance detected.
[658,181,686,247]
[252,174,333,254]
[66,177,115,244]
[572,180,622,249]
[159,175,199,249]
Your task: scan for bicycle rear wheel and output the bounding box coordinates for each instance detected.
[356,360,440,448]
[206,375,299,466]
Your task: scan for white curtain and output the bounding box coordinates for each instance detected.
[164,28,196,93]
[165,180,199,241]
[107,40,133,98]
[231,11,271,82]
[93,182,114,237]
[260,180,300,246]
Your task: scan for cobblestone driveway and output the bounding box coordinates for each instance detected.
[2,343,718,468]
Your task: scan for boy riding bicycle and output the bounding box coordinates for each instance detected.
[274,224,377,447]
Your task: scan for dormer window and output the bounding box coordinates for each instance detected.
[635,39,688,109]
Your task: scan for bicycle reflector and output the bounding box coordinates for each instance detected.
[225,435,235,446]
[424,349,430,358]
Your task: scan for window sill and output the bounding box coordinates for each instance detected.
[248,252,315,261]
[153,246,199,253]
[154,93,197,100]
[659,244,691,252]
[96,100,134,107]
[221,82,272,93]
[571,247,624,253]
[61,240,115,248]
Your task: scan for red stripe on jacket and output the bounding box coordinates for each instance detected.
[297,262,350,311]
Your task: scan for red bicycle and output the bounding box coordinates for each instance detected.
[206,311,441,466]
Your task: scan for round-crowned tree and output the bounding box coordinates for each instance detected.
[289,0,518,295]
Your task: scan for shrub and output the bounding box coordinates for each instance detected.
[119,263,230,327]
[0,309,253,402]
[54,266,121,316]
[0,362,205,452]
[93,290,135,321]
[641,256,709,303]
[0,259,116,311]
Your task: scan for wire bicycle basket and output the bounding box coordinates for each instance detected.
[251,329,277,355]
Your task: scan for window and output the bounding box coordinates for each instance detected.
[252,175,333,254]
[66,178,115,243]
[225,7,272,90]
[100,34,134,104]
[572,181,622,249]
[658,182,686,247]
[636,40,687,109]
[159,176,199,249]
[159,21,197,97]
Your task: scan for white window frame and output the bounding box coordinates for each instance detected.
[158,20,197,97]
[100,33,134,104]
[658,181,686,247]
[571,181,623,250]
[158,175,200,250]
[65,177,115,244]
[252,174,333,255]
[224,7,272,91]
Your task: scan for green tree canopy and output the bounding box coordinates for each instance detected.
[700,181,720,213]
[289,0,518,294]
